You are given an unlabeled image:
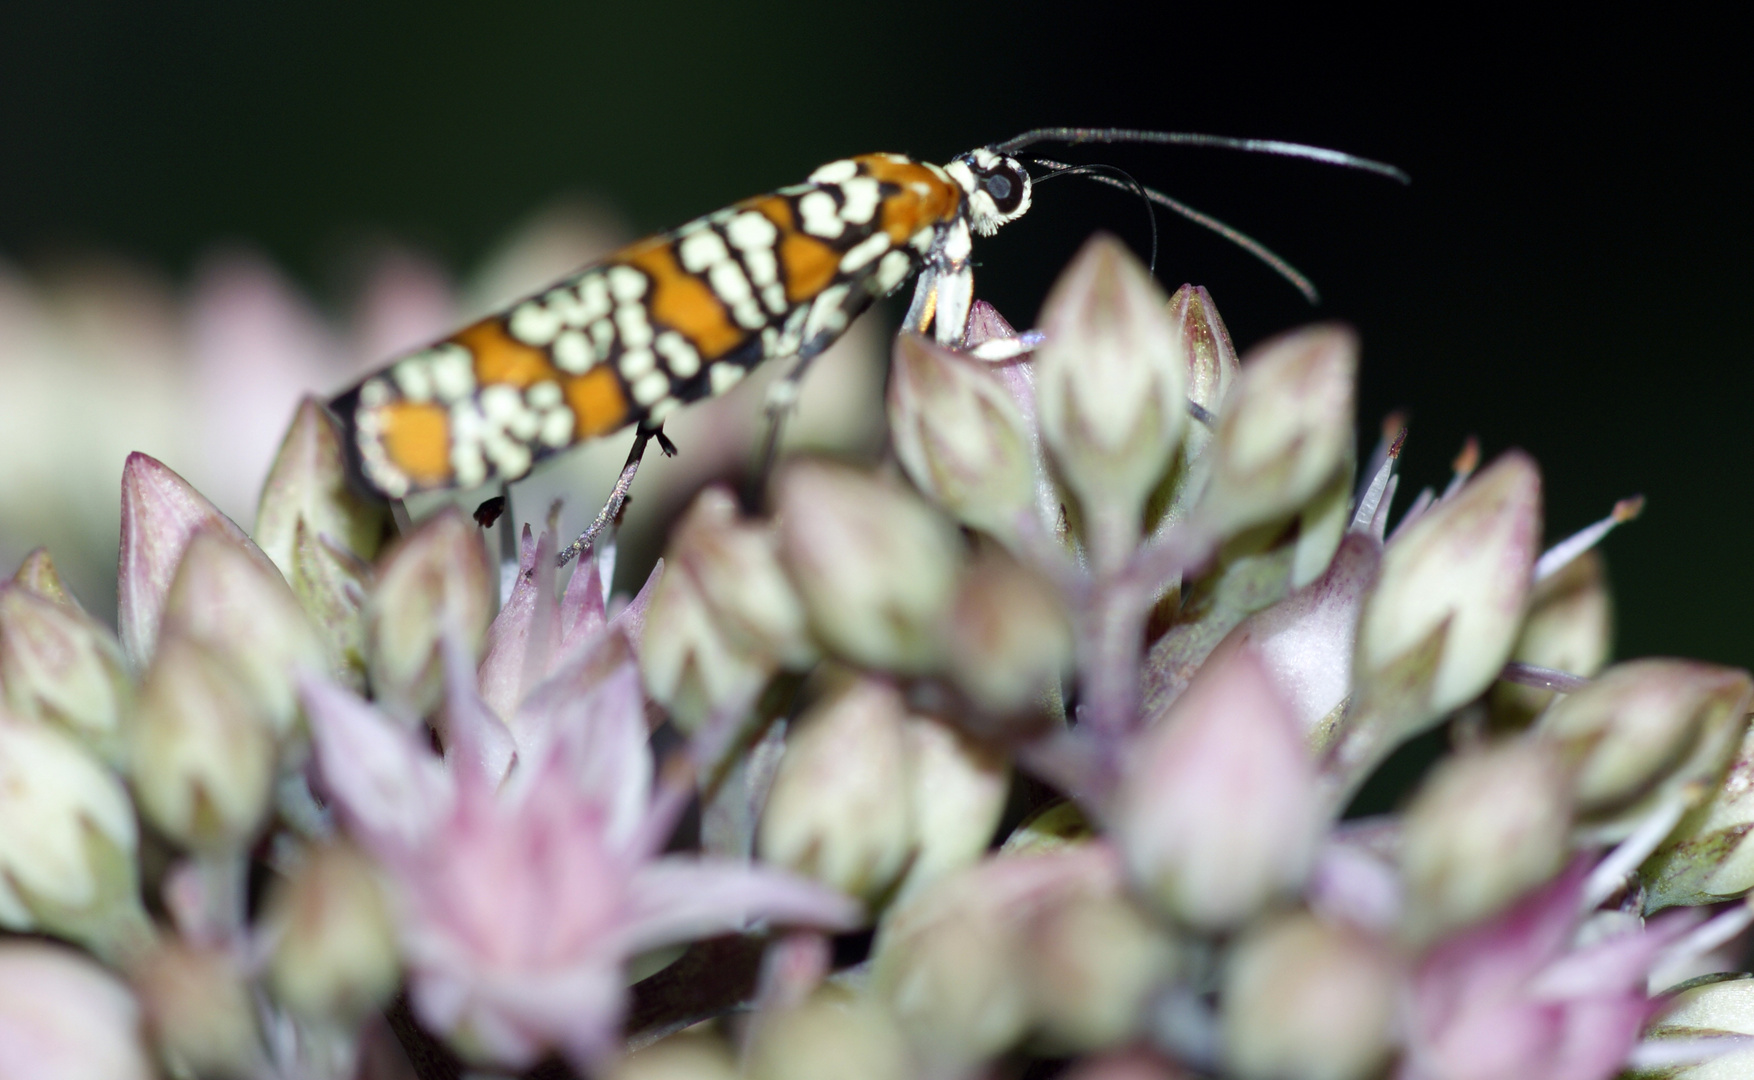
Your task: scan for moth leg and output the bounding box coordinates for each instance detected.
[556,423,666,567]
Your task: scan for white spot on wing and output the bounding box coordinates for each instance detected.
[631,370,671,406]
[510,302,562,346]
[798,191,845,238]
[838,177,882,224]
[709,362,746,396]
[839,232,891,274]
[809,159,858,184]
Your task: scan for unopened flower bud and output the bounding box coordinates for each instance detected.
[253,397,389,575]
[1115,647,1321,929]
[1034,234,1186,568]
[1063,1051,1186,1080]
[1197,326,1356,541]
[131,635,276,851]
[1538,660,1751,836]
[745,996,912,1080]
[117,451,269,668]
[888,333,1037,543]
[1220,912,1400,1080]
[365,507,493,716]
[644,488,813,729]
[759,675,912,901]
[1637,702,1754,910]
[775,461,961,674]
[1491,550,1613,728]
[263,840,400,1020]
[10,546,77,607]
[1167,283,1241,462]
[1346,452,1542,772]
[1399,739,1571,942]
[0,582,133,764]
[1631,974,1754,1078]
[160,531,325,738]
[944,550,1071,719]
[895,715,1009,903]
[1028,890,1178,1052]
[1001,799,1095,856]
[288,519,375,690]
[0,714,147,960]
[134,942,261,1080]
[615,1036,740,1080]
[0,940,154,1080]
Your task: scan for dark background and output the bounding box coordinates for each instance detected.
[2,3,1748,665]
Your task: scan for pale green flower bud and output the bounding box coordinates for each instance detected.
[365,507,493,717]
[0,713,149,961]
[894,715,1009,904]
[1631,974,1754,1079]
[888,333,1037,543]
[758,674,912,901]
[131,635,276,852]
[1028,891,1179,1052]
[1538,660,1750,838]
[288,519,375,691]
[1167,283,1241,468]
[134,942,262,1080]
[1491,550,1613,728]
[745,996,912,1080]
[263,840,400,1021]
[775,460,961,674]
[160,531,325,739]
[1000,800,1094,856]
[0,940,154,1080]
[944,550,1071,719]
[1637,687,1754,911]
[10,546,77,607]
[253,397,388,575]
[1341,453,1542,779]
[0,582,133,765]
[1220,912,1400,1080]
[1034,234,1186,569]
[1197,326,1357,541]
[1399,739,1571,942]
[615,1036,740,1080]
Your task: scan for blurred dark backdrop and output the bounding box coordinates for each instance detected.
[2,2,1749,665]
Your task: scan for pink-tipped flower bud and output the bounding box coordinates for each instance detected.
[1538,660,1751,837]
[944,550,1072,720]
[1196,325,1357,542]
[774,460,961,674]
[1219,912,1400,1080]
[253,397,388,575]
[1115,647,1322,930]
[643,487,814,730]
[0,713,148,961]
[1027,889,1179,1052]
[759,674,912,902]
[1491,550,1613,728]
[0,940,154,1080]
[1034,234,1187,568]
[133,942,261,1080]
[888,333,1038,543]
[0,581,133,765]
[1399,739,1572,942]
[130,635,276,852]
[287,519,376,690]
[894,715,1009,905]
[159,531,325,739]
[1346,452,1542,772]
[116,451,269,669]
[1167,283,1241,463]
[263,840,400,1021]
[365,507,493,717]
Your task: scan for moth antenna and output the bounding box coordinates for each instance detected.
[1031,161,1160,275]
[992,127,1410,184]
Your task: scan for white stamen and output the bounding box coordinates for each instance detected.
[1535,496,1646,581]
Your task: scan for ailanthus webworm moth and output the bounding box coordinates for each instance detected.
[329,129,1404,560]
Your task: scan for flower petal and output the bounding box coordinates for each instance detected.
[616,857,862,956]
[301,675,450,853]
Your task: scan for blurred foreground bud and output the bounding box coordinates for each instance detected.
[1029,889,1179,1052]
[1641,695,1754,911]
[944,550,1071,719]
[745,996,912,1080]
[888,333,1037,543]
[160,531,324,738]
[759,675,912,901]
[1115,647,1321,929]
[253,397,388,575]
[643,487,813,730]
[1630,975,1754,1079]
[1220,912,1400,1080]
[1491,550,1613,728]
[134,942,261,1080]
[1034,234,1186,568]
[1197,326,1357,541]
[0,581,133,764]
[895,715,1009,903]
[0,713,148,960]
[1340,453,1542,779]
[615,1036,740,1080]
[263,840,400,1021]
[775,461,961,674]
[1399,739,1571,943]
[289,520,376,690]
[131,635,276,852]
[10,546,78,607]
[0,940,154,1080]
[1537,660,1751,837]
[1064,1051,1187,1080]
[117,451,269,668]
[365,507,493,717]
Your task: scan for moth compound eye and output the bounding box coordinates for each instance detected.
[984,173,1013,204]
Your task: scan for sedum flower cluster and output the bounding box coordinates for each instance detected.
[4,233,1754,1080]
